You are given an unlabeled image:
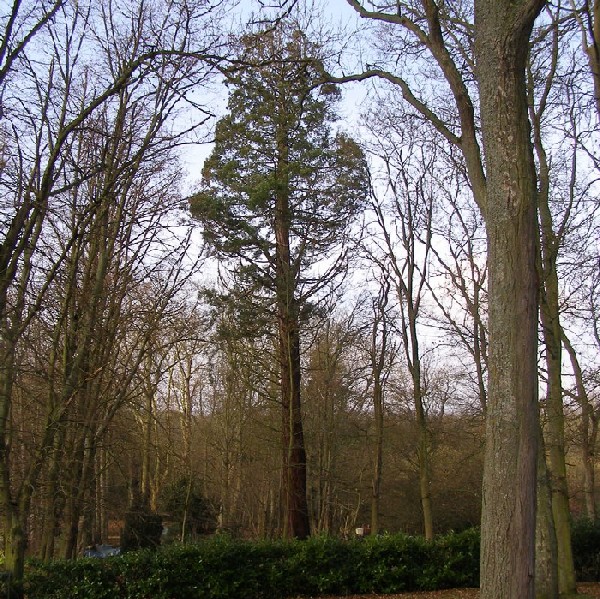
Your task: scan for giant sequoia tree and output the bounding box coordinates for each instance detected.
[190,26,368,539]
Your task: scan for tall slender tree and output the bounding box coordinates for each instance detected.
[364,272,396,535]
[190,24,369,538]
[367,128,436,539]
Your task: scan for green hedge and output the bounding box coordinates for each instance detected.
[23,520,600,598]
[571,518,600,582]
[24,529,480,599]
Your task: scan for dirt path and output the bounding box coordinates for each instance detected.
[311,583,600,599]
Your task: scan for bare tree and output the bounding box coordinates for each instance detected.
[364,271,397,535]
[562,331,599,519]
[302,310,368,535]
[331,1,545,596]
[427,171,488,413]
[0,0,226,587]
[573,0,600,119]
[367,125,435,539]
[526,5,583,591]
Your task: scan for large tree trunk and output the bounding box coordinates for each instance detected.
[475,1,545,597]
[0,344,23,593]
[279,318,309,539]
[275,134,309,540]
[4,511,26,597]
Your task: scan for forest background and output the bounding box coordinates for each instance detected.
[0,1,599,598]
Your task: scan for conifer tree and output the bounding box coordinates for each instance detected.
[190,25,368,538]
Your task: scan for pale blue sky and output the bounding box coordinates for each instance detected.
[180,0,370,189]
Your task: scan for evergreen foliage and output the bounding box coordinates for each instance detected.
[26,524,600,597]
[25,531,479,598]
[159,477,217,540]
[189,22,369,540]
[189,24,369,319]
[120,504,163,553]
[571,518,600,582]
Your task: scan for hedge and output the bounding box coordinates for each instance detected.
[24,529,480,599]
[25,521,600,598]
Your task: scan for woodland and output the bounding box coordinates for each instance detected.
[0,0,599,599]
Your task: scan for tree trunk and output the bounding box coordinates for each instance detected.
[416,393,433,541]
[275,110,309,540]
[578,0,600,120]
[475,1,545,597]
[4,511,26,598]
[408,284,433,540]
[60,431,87,559]
[277,275,309,541]
[528,37,576,591]
[371,376,383,535]
[563,331,598,520]
[540,275,575,594]
[0,342,27,598]
[370,281,390,536]
[0,372,70,596]
[536,427,559,599]
[39,422,67,561]
[279,319,309,539]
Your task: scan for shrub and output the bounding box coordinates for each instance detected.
[571,517,600,582]
[284,535,358,596]
[25,529,482,599]
[353,533,431,593]
[428,527,480,589]
[120,503,163,553]
[24,559,119,599]
[159,478,217,541]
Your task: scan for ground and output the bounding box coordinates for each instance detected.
[311,584,600,599]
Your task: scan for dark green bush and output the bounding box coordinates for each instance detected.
[353,533,430,593]
[350,528,479,593]
[428,527,480,589]
[121,504,163,553]
[24,559,119,599]
[283,535,359,596]
[25,529,481,599]
[159,478,217,541]
[571,517,600,582]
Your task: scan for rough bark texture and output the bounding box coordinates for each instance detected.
[279,318,309,540]
[475,1,545,597]
[535,428,559,599]
[539,261,575,594]
[275,139,309,540]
